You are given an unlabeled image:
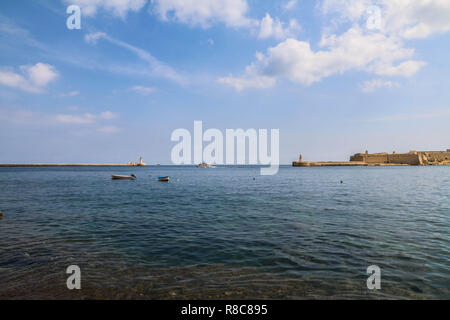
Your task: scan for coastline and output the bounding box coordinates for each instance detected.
[292,161,410,167]
[293,149,450,167]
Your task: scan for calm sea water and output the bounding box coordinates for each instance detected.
[0,165,449,299]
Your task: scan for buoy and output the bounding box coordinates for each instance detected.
[0,212,3,219]
[340,180,343,184]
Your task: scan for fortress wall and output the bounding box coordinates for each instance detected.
[350,154,364,162]
[419,151,450,162]
[332,150,449,167]
[388,153,421,165]
[363,154,389,164]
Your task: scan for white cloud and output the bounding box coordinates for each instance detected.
[130,85,156,95]
[321,0,371,23]
[383,0,450,39]
[361,79,400,93]
[151,1,298,41]
[97,125,121,133]
[55,113,96,124]
[54,111,118,124]
[151,0,255,28]
[218,74,276,91]
[371,60,427,77]
[220,0,450,91]
[84,32,107,44]
[59,91,80,98]
[85,32,185,84]
[63,0,147,18]
[283,0,297,11]
[252,0,450,91]
[1,107,122,134]
[0,63,58,93]
[321,0,450,39]
[220,27,425,90]
[258,14,301,40]
[25,63,58,87]
[100,111,119,120]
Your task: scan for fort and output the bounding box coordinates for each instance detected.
[293,150,450,167]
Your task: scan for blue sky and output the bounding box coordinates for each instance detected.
[0,0,449,164]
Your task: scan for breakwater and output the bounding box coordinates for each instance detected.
[0,164,141,167]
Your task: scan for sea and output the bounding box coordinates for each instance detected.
[0,165,448,299]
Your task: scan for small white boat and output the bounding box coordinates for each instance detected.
[158,176,170,182]
[197,162,216,168]
[112,174,136,180]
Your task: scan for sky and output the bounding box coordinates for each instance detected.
[0,0,449,164]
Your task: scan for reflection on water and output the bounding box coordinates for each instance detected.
[0,166,449,299]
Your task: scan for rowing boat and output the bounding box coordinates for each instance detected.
[112,174,136,180]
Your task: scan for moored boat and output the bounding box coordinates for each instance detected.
[197,162,215,168]
[112,174,136,180]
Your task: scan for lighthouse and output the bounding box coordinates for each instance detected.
[138,157,146,166]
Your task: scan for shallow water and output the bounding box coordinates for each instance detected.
[0,165,449,299]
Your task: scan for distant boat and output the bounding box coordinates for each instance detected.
[158,176,170,182]
[197,162,215,168]
[112,174,136,180]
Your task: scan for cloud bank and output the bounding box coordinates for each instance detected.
[219,0,450,90]
[0,63,59,93]
[64,0,147,18]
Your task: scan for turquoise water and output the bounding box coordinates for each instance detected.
[0,165,449,299]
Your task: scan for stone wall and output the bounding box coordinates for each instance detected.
[365,154,389,164]
[349,150,450,165]
[349,154,364,162]
[418,151,450,163]
[388,153,421,165]
[349,153,388,163]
